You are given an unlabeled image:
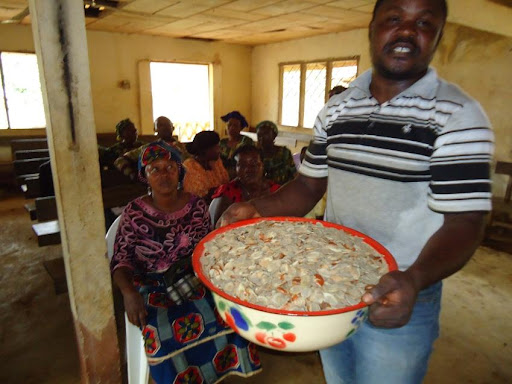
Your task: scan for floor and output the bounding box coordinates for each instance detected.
[0,191,510,384]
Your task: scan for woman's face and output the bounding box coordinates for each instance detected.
[146,158,180,195]
[257,126,276,148]
[202,143,221,161]
[236,151,264,186]
[121,123,138,145]
[227,118,242,138]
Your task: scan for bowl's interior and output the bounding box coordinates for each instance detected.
[192,217,398,317]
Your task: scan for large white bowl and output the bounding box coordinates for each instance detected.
[192,217,397,352]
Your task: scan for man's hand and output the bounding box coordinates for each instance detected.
[361,270,419,328]
[123,289,148,328]
[216,202,261,228]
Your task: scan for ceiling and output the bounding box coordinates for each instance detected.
[0,0,511,46]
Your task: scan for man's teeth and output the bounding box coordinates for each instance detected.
[394,46,411,53]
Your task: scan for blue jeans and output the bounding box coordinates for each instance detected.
[320,282,442,384]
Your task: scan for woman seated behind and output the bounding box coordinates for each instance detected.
[256,120,296,185]
[183,131,229,203]
[110,142,261,384]
[100,118,145,169]
[219,111,254,180]
[210,145,280,226]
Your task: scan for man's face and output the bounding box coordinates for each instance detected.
[236,151,263,186]
[156,118,173,141]
[369,0,445,81]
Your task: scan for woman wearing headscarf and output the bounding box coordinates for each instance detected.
[183,131,229,203]
[210,145,281,226]
[100,118,145,169]
[256,120,297,185]
[110,141,261,384]
[219,111,254,179]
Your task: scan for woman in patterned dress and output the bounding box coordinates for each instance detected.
[219,111,254,180]
[110,141,261,384]
[256,120,297,185]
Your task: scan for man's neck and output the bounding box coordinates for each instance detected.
[369,70,427,104]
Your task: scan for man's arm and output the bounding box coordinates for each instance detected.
[218,174,327,226]
[363,211,486,328]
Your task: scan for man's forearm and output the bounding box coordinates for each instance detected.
[252,174,327,217]
[405,212,486,291]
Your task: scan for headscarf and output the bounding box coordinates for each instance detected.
[221,111,248,128]
[138,141,184,184]
[115,118,133,141]
[185,131,220,156]
[255,120,278,137]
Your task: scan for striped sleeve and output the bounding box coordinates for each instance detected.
[428,99,494,213]
[299,106,329,178]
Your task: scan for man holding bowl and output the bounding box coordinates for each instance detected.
[218,0,493,383]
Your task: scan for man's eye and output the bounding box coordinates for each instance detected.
[417,19,431,28]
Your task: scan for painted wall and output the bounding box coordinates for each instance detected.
[251,23,512,194]
[0,24,252,137]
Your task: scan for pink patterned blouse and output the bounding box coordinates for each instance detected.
[110,195,211,274]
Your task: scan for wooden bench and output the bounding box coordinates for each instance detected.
[13,157,50,177]
[43,257,67,295]
[10,138,48,155]
[35,196,58,222]
[32,183,146,247]
[24,202,37,221]
[32,220,61,246]
[19,174,40,198]
[484,161,512,252]
[14,149,50,160]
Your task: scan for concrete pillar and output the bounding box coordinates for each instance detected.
[28,1,122,382]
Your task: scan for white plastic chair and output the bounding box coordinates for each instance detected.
[106,216,149,384]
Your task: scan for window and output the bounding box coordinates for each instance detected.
[279,58,358,129]
[150,62,212,142]
[0,52,46,129]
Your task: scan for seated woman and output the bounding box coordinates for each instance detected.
[100,118,145,169]
[210,145,280,226]
[219,111,254,180]
[256,120,297,185]
[183,131,229,203]
[114,116,188,180]
[110,142,261,384]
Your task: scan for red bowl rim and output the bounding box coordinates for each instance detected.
[192,217,398,317]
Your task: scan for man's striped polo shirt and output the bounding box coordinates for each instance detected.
[300,68,494,270]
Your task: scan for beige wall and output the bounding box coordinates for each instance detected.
[251,23,512,192]
[0,24,252,137]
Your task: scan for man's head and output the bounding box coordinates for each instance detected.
[329,86,347,99]
[116,118,138,145]
[154,116,174,141]
[369,0,447,81]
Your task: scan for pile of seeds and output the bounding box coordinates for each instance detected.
[201,220,389,312]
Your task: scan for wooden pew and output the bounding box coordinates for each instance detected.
[32,182,146,247]
[14,149,50,160]
[35,196,58,222]
[10,138,48,156]
[43,257,67,295]
[13,157,50,176]
[19,175,41,198]
[32,220,61,247]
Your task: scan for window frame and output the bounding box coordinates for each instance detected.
[278,56,359,130]
[0,50,46,131]
[142,59,215,141]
